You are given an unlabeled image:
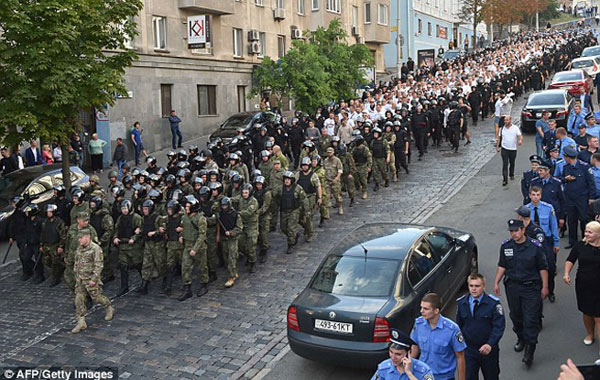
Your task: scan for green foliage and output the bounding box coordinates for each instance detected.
[250,19,373,115]
[539,0,561,22]
[0,0,142,148]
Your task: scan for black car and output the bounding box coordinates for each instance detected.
[0,165,89,240]
[520,89,572,132]
[208,111,278,143]
[287,223,477,368]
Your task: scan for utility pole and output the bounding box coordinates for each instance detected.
[396,0,402,77]
[536,12,539,31]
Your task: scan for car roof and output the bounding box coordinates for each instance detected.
[555,69,584,77]
[572,57,596,62]
[3,164,79,180]
[329,223,433,260]
[529,89,567,97]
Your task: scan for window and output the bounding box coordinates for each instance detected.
[326,0,341,12]
[277,35,286,58]
[237,86,247,113]
[298,0,305,14]
[255,0,263,5]
[258,32,266,57]
[426,233,454,261]
[406,243,436,286]
[378,4,388,25]
[118,18,134,49]
[233,28,243,57]
[160,84,172,118]
[417,19,422,34]
[276,0,285,8]
[26,175,53,197]
[436,24,440,37]
[312,0,319,10]
[352,5,359,27]
[152,16,167,50]
[197,85,217,116]
[364,3,371,23]
[428,22,432,36]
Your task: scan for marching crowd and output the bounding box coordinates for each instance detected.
[3,22,599,378]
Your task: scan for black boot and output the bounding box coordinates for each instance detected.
[116,265,129,296]
[349,198,354,207]
[162,269,174,295]
[48,277,61,288]
[196,283,208,297]
[522,344,535,366]
[286,243,293,254]
[160,276,169,295]
[208,271,218,283]
[259,249,268,263]
[178,284,192,301]
[514,339,525,352]
[20,272,32,281]
[319,217,325,228]
[249,262,257,273]
[135,280,149,295]
[384,179,389,187]
[373,184,380,192]
[102,274,115,283]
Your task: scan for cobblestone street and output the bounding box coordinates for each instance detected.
[0,98,524,379]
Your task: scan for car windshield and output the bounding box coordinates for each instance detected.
[310,255,399,297]
[582,47,600,57]
[0,176,30,203]
[443,51,460,60]
[554,72,582,81]
[220,114,253,130]
[572,60,594,68]
[527,93,564,106]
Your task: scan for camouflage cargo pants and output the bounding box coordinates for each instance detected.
[258,214,271,250]
[326,179,342,205]
[141,241,166,281]
[299,194,316,238]
[181,244,208,285]
[221,237,239,279]
[372,158,388,185]
[354,165,369,194]
[281,209,300,245]
[75,278,111,318]
[41,244,64,281]
[166,240,183,269]
[240,227,259,264]
[206,227,218,272]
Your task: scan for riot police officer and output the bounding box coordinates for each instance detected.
[493,219,548,366]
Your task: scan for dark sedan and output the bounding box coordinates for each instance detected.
[0,165,88,240]
[287,223,478,368]
[520,89,572,132]
[208,111,278,143]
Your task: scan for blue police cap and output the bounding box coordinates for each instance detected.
[529,155,542,164]
[549,145,560,153]
[515,205,531,218]
[563,146,578,158]
[389,328,415,349]
[538,161,549,169]
[585,112,595,120]
[508,219,524,231]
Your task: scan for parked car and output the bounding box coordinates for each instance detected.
[287,223,478,368]
[208,111,278,143]
[0,165,89,240]
[567,57,600,77]
[520,89,572,132]
[581,45,600,59]
[547,69,594,95]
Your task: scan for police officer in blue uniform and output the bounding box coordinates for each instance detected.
[524,189,561,302]
[493,219,548,366]
[561,146,596,248]
[456,273,505,380]
[530,162,565,232]
[371,329,434,380]
[521,155,541,204]
[410,292,467,380]
[547,146,564,177]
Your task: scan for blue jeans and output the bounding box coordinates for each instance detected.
[134,143,143,166]
[535,140,544,158]
[171,126,183,148]
[116,159,126,179]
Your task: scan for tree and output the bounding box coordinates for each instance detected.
[457,0,487,48]
[482,0,524,37]
[251,19,373,115]
[0,0,142,190]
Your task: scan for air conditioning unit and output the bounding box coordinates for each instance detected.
[249,41,262,54]
[352,26,359,36]
[274,8,286,20]
[248,29,260,41]
[291,28,302,39]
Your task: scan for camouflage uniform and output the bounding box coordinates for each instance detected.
[64,219,98,292]
[280,183,309,249]
[141,210,166,281]
[351,143,372,198]
[258,160,273,184]
[383,131,398,182]
[201,199,219,274]
[113,213,143,267]
[339,151,357,201]
[254,188,272,256]
[164,212,183,284]
[313,164,329,220]
[323,153,344,214]
[317,135,333,156]
[181,212,208,285]
[370,137,390,187]
[270,154,289,170]
[269,166,284,229]
[40,216,67,284]
[180,182,194,196]
[69,203,90,227]
[218,208,243,280]
[235,195,259,264]
[73,238,112,319]
[296,170,320,241]
[89,208,114,280]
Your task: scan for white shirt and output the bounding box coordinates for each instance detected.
[324,118,336,135]
[499,124,522,150]
[53,146,62,161]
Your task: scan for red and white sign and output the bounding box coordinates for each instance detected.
[188,15,210,48]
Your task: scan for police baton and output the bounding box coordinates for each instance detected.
[2,242,13,264]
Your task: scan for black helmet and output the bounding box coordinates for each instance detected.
[338,143,348,155]
[189,145,199,155]
[108,170,118,180]
[311,154,322,166]
[193,176,204,186]
[384,121,393,129]
[166,199,181,214]
[138,170,149,180]
[146,156,157,166]
[132,183,147,198]
[302,141,315,151]
[259,150,271,159]
[254,176,266,186]
[251,169,262,180]
[89,196,103,212]
[372,127,382,135]
[283,171,295,182]
[53,185,66,197]
[242,183,253,195]
[198,186,211,201]
[171,189,184,202]
[72,188,85,202]
[45,203,58,214]
[11,195,25,209]
[178,149,188,161]
[449,100,459,109]
[231,173,243,185]
[111,184,125,198]
[148,189,162,202]
[201,149,213,158]
[167,150,177,160]
[332,136,341,143]
[301,156,311,167]
[165,174,176,186]
[122,175,133,187]
[220,197,232,211]
[209,181,223,194]
[177,168,192,181]
[176,161,190,170]
[149,173,161,184]
[23,203,39,217]
[142,199,155,214]
[198,169,209,179]
[353,135,364,145]
[120,199,133,213]
[229,152,240,162]
[393,120,401,127]
[131,168,141,178]
[184,195,200,212]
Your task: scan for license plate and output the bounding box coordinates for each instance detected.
[314,319,353,334]
[536,113,542,118]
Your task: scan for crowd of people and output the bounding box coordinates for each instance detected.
[2,23,599,378]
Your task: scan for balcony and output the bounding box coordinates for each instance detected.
[364,23,390,44]
[178,0,234,15]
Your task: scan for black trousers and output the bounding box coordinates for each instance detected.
[565,198,588,246]
[394,148,408,170]
[414,130,427,155]
[465,345,500,380]
[472,107,480,124]
[91,154,103,171]
[501,148,517,181]
[505,281,542,344]
[22,243,43,278]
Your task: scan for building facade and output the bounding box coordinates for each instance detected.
[88,0,390,166]
[384,0,487,70]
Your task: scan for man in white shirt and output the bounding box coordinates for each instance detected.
[324,112,336,136]
[496,115,522,186]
